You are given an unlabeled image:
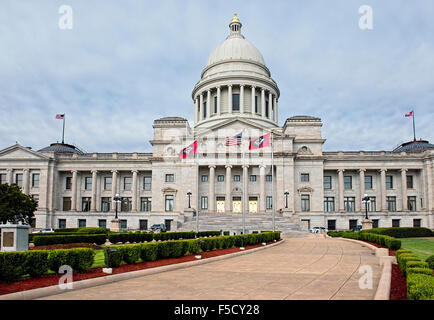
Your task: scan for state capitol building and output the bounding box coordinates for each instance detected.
[1,15,433,233]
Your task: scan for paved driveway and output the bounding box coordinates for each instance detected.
[39,234,381,300]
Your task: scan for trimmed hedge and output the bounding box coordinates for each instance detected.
[407,267,433,276]
[0,248,96,282]
[407,273,434,300]
[107,231,223,244]
[55,227,109,234]
[426,255,434,270]
[327,230,401,250]
[33,234,107,246]
[360,227,433,238]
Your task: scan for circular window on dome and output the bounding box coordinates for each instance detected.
[167,147,173,153]
[301,146,308,153]
[217,143,223,148]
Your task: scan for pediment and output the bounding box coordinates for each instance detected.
[0,144,50,160]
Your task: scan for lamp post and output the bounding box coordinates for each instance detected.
[187,192,192,209]
[284,191,289,209]
[362,194,370,220]
[113,194,121,219]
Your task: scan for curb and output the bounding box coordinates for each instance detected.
[331,237,392,300]
[0,239,284,300]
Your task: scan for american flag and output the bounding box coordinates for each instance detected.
[56,114,65,119]
[225,132,243,146]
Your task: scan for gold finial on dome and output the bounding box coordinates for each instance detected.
[231,13,240,23]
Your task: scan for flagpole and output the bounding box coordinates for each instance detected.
[62,114,66,144]
[412,111,416,141]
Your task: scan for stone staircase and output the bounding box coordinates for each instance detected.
[177,213,306,234]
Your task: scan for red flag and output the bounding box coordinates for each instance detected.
[405,111,413,117]
[249,133,271,150]
[56,114,65,119]
[180,141,198,159]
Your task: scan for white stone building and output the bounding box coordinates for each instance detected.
[1,15,433,232]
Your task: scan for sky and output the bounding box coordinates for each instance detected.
[0,0,433,153]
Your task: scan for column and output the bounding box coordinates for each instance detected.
[401,169,408,211]
[359,169,366,212]
[6,169,13,185]
[261,88,265,118]
[338,169,345,212]
[225,165,232,213]
[251,86,256,114]
[132,170,138,212]
[380,169,387,211]
[71,170,78,211]
[206,90,211,119]
[268,92,273,119]
[217,86,221,116]
[111,170,118,212]
[208,165,216,213]
[228,85,233,114]
[242,165,249,213]
[240,85,245,114]
[199,93,204,121]
[259,165,266,213]
[91,170,97,212]
[194,97,198,124]
[23,169,30,194]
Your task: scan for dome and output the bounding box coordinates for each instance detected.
[38,143,84,154]
[393,140,434,153]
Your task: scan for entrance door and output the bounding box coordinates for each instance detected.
[164,219,172,232]
[232,197,242,213]
[249,196,258,213]
[216,197,225,213]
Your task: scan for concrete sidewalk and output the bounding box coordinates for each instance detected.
[38,233,381,300]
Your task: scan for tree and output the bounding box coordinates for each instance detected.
[0,183,37,225]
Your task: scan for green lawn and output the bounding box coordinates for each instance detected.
[400,237,434,260]
[91,250,106,268]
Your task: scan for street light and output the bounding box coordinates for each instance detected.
[362,194,371,220]
[187,192,192,209]
[113,193,121,219]
[284,191,289,209]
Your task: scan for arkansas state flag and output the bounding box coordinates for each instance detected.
[249,133,271,150]
[179,141,198,159]
[405,111,413,117]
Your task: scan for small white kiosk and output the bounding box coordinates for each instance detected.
[1,224,30,252]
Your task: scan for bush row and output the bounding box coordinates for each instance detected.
[108,231,221,244]
[105,231,281,268]
[54,227,109,234]
[0,248,96,283]
[395,249,434,300]
[327,231,401,250]
[360,227,433,238]
[33,234,107,246]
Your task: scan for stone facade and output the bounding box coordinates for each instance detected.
[1,15,433,232]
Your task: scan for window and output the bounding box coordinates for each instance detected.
[233,175,240,182]
[266,175,272,182]
[265,101,269,118]
[0,173,6,185]
[201,175,208,182]
[413,219,421,228]
[365,176,373,189]
[121,220,127,230]
[32,173,39,187]
[368,197,376,212]
[344,197,355,212]
[408,196,416,211]
[84,177,92,190]
[203,101,207,118]
[324,176,332,189]
[386,175,393,189]
[328,220,336,231]
[98,220,107,229]
[232,94,240,111]
[82,197,91,212]
[214,96,218,113]
[165,195,174,212]
[66,176,72,190]
[301,173,309,182]
[165,174,174,182]
[406,175,413,189]
[78,219,86,228]
[301,194,310,212]
[387,196,396,211]
[144,176,152,190]
[217,175,224,182]
[250,175,257,182]
[255,96,258,113]
[344,176,352,189]
[392,219,400,228]
[58,219,66,229]
[15,173,23,187]
[201,196,208,209]
[165,219,172,232]
[139,220,148,231]
[266,196,273,209]
[372,219,379,229]
[140,197,152,212]
[349,220,358,231]
[101,197,111,212]
[124,177,132,190]
[324,197,335,212]
[121,197,132,212]
[63,197,72,211]
[104,177,112,190]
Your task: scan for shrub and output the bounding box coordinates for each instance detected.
[67,248,96,272]
[396,249,413,260]
[398,254,421,275]
[407,273,434,300]
[157,241,171,259]
[170,241,184,258]
[119,245,141,264]
[24,250,49,278]
[33,234,106,246]
[140,243,158,261]
[48,249,70,272]
[406,261,429,271]
[361,227,433,238]
[0,252,27,282]
[104,246,122,268]
[426,255,434,270]
[407,267,433,276]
